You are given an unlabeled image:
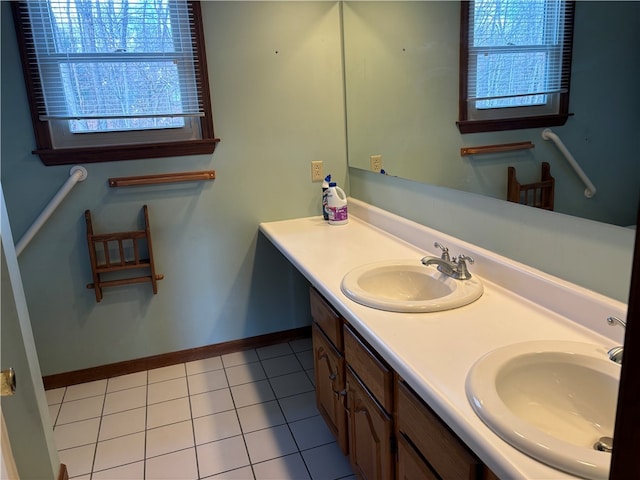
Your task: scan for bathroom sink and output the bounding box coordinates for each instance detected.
[466,341,620,479]
[340,259,483,312]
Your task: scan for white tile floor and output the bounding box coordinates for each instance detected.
[45,337,355,480]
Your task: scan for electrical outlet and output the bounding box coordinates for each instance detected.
[370,154,383,173]
[311,160,324,182]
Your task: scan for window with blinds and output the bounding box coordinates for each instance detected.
[458,0,575,133]
[12,0,217,165]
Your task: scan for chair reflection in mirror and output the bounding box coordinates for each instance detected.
[507,162,555,211]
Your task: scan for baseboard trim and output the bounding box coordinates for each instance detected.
[43,326,311,390]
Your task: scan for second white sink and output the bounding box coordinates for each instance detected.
[466,341,620,479]
[340,259,483,312]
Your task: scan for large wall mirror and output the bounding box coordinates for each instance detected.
[343,1,639,227]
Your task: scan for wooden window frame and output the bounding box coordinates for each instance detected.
[11,1,219,166]
[457,0,575,134]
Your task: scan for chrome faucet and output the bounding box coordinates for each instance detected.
[606,316,626,364]
[422,256,456,276]
[421,243,474,280]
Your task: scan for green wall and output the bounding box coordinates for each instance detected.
[1,2,346,376]
[1,1,635,383]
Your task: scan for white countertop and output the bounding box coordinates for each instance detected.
[259,198,627,480]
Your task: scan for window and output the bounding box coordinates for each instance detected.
[458,0,575,133]
[12,0,218,165]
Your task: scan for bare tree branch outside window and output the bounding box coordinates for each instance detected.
[44,0,193,133]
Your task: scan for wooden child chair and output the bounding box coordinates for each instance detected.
[507,162,555,211]
[85,205,163,302]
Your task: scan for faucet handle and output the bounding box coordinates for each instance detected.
[456,254,474,265]
[453,254,474,280]
[434,242,450,261]
[607,316,626,329]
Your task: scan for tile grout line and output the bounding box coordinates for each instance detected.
[227,348,260,479]
[257,345,299,473]
[259,341,317,478]
[184,362,202,480]
[142,370,149,480]
[56,338,354,480]
[277,340,315,479]
[88,380,108,479]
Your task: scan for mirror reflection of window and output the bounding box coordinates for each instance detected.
[458,0,575,133]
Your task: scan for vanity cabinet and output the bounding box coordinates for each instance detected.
[311,288,348,454]
[346,367,394,480]
[397,433,439,480]
[312,323,348,453]
[343,324,394,411]
[395,384,499,479]
[310,287,497,480]
[311,286,395,476]
[396,380,484,480]
[344,324,395,480]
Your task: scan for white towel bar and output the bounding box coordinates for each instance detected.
[15,166,88,256]
[542,129,596,198]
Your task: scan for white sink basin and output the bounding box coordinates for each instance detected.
[466,341,620,479]
[340,259,483,312]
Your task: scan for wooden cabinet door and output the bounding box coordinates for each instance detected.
[312,323,348,454]
[397,381,480,480]
[347,368,393,480]
[343,324,394,412]
[310,287,343,350]
[397,433,439,480]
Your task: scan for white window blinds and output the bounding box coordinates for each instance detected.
[16,0,203,130]
[467,0,573,109]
